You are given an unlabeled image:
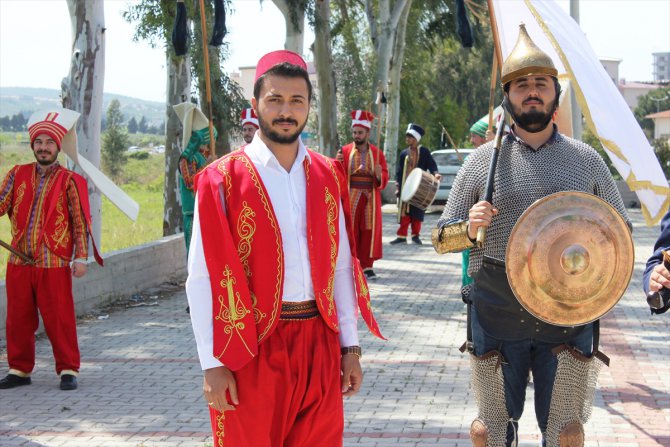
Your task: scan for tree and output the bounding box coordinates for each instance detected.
[364,0,413,172]
[190,1,246,156]
[634,87,670,135]
[124,1,244,236]
[124,1,191,236]
[312,0,339,156]
[0,116,10,131]
[653,138,670,178]
[127,116,139,134]
[102,99,129,180]
[138,115,148,133]
[10,113,26,131]
[272,0,308,53]
[62,0,105,246]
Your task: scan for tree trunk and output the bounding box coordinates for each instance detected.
[62,0,105,249]
[272,0,305,54]
[164,53,191,236]
[384,0,412,174]
[192,4,229,157]
[313,0,339,156]
[366,0,410,169]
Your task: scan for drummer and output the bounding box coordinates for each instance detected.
[390,123,441,245]
[435,25,630,447]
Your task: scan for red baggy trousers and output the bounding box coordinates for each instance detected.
[5,264,80,375]
[208,317,344,446]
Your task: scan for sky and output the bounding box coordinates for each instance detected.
[0,0,668,103]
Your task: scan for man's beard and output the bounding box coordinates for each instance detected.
[35,151,58,165]
[258,113,306,145]
[354,137,367,146]
[510,97,556,133]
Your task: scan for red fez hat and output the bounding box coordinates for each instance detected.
[255,50,307,82]
[351,110,375,130]
[240,108,259,128]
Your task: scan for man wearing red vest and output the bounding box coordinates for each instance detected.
[186,50,384,446]
[336,110,389,280]
[0,108,102,391]
[240,107,259,144]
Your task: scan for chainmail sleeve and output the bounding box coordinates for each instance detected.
[436,144,492,228]
[436,132,631,278]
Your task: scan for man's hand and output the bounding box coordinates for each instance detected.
[336,149,344,162]
[649,263,670,293]
[341,354,363,397]
[203,366,239,412]
[72,261,87,278]
[467,201,498,240]
[433,172,442,181]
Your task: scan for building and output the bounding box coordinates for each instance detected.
[653,52,670,83]
[230,61,319,102]
[618,80,664,111]
[600,57,621,85]
[645,110,670,142]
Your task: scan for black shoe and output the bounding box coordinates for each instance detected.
[389,237,406,245]
[0,374,31,389]
[364,270,378,280]
[411,236,422,245]
[60,374,78,391]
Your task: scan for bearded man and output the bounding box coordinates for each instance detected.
[185,50,383,446]
[436,25,630,447]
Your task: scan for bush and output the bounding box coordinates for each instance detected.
[128,151,150,160]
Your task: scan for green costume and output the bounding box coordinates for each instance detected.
[178,127,216,255]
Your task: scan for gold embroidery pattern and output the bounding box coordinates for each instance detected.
[322,186,338,317]
[356,266,372,311]
[250,291,266,323]
[215,266,253,357]
[215,411,225,446]
[237,201,256,277]
[234,153,283,342]
[51,192,69,248]
[10,182,26,238]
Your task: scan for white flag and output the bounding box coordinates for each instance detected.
[491,0,669,225]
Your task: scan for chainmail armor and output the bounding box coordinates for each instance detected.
[437,129,630,278]
[469,352,511,447]
[545,347,607,446]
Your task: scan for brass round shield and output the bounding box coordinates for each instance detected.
[506,191,633,326]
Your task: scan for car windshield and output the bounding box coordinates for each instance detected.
[432,151,469,167]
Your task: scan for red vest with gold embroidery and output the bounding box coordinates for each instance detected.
[195,149,383,371]
[9,163,102,265]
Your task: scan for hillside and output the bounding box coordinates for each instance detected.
[0,87,165,125]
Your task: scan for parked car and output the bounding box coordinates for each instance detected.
[431,148,475,204]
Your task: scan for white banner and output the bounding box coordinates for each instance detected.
[491,0,669,225]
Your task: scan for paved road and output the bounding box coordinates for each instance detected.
[1,208,668,447]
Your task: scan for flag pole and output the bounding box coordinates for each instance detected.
[198,0,215,155]
[486,0,503,135]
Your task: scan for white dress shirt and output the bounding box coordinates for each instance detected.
[186,135,360,370]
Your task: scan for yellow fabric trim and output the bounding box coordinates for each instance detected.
[59,369,79,377]
[8,368,31,377]
[524,0,669,225]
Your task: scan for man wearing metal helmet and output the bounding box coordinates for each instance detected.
[436,25,630,447]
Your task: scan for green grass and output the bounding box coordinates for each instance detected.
[0,135,166,279]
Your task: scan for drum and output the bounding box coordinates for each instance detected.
[400,168,439,210]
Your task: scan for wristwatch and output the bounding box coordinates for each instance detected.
[341,346,362,358]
